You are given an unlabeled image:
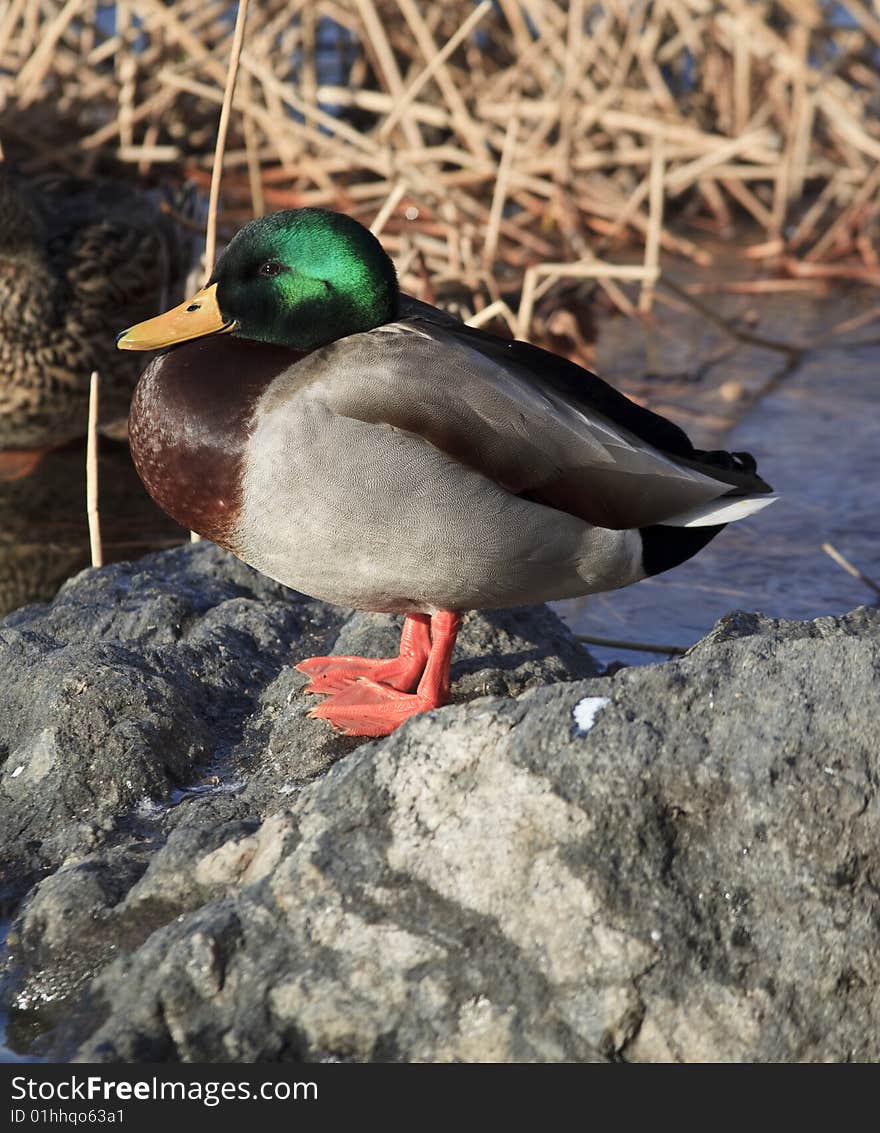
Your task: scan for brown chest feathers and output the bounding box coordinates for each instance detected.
[129,336,304,547]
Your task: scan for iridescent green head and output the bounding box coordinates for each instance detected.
[212,208,398,350]
[117,208,399,354]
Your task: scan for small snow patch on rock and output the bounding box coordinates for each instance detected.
[572,696,610,736]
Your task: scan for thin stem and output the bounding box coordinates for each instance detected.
[86,371,103,568]
[204,0,251,277]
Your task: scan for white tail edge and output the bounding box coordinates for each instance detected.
[663,494,780,528]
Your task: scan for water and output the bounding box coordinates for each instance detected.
[0,921,40,1064]
[0,439,184,618]
[555,326,880,668]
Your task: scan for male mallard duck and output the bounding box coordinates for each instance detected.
[0,169,192,479]
[118,208,776,737]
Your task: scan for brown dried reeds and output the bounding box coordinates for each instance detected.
[1,0,879,340]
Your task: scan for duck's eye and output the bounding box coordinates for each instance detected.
[259,261,283,277]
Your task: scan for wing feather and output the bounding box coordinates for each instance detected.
[316,313,773,531]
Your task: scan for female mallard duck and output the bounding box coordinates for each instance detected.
[118,208,776,737]
[0,170,192,479]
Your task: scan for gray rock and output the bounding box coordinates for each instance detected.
[0,542,596,1055]
[0,543,343,900]
[2,544,879,1062]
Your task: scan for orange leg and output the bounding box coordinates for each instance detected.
[306,611,463,737]
[296,612,432,694]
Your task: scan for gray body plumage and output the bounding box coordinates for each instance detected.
[235,317,771,614]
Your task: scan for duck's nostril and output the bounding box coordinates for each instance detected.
[186,303,200,312]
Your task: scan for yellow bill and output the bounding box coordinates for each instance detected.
[116,283,236,350]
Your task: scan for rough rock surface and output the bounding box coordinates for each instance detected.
[0,542,596,1055]
[1,543,878,1063]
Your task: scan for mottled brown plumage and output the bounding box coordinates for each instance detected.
[0,170,193,457]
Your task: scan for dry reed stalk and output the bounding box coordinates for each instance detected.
[203,0,251,276]
[116,3,135,149]
[574,632,687,656]
[299,0,317,137]
[720,177,775,230]
[369,180,408,237]
[557,0,586,174]
[242,77,266,218]
[189,0,249,547]
[732,26,750,136]
[804,161,880,263]
[783,258,880,287]
[822,542,880,600]
[743,239,785,259]
[697,179,733,232]
[826,306,880,339]
[353,0,422,148]
[117,144,179,164]
[685,279,824,295]
[2,0,879,350]
[465,299,518,333]
[0,0,29,62]
[517,261,659,339]
[577,185,711,265]
[483,116,518,267]
[86,371,103,569]
[818,88,880,165]
[317,86,450,128]
[16,0,84,104]
[664,132,776,196]
[839,0,880,50]
[639,135,664,313]
[379,0,491,143]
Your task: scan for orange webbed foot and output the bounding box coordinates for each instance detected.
[307,678,443,737]
[295,612,432,694]
[302,611,462,738]
[296,653,424,694]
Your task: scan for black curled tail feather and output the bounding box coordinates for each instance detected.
[640,524,725,578]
